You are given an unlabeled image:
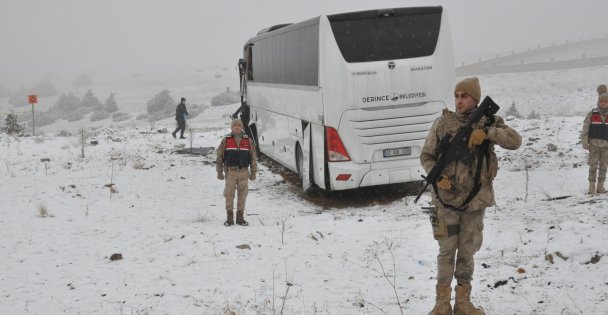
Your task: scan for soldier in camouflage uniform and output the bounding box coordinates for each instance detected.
[581,92,608,195]
[421,78,522,315]
[216,118,257,226]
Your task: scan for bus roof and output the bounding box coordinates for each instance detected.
[243,6,443,48]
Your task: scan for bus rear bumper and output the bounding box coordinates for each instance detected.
[327,158,425,190]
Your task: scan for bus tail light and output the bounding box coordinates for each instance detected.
[336,174,351,181]
[326,127,351,162]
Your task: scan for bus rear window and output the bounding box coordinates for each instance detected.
[328,8,442,62]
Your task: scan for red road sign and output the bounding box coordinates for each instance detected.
[28,95,38,104]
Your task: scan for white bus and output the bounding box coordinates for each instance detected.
[238,6,455,191]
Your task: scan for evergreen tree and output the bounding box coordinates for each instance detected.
[104,93,119,113]
[81,89,103,111]
[54,92,81,112]
[146,89,175,119]
[504,101,522,118]
[2,112,25,134]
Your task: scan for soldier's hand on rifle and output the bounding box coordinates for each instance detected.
[436,175,452,190]
[217,172,225,180]
[468,128,487,149]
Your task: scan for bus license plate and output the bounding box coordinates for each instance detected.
[383,147,411,158]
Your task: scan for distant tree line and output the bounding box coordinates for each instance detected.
[36,90,124,126]
[3,73,93,107]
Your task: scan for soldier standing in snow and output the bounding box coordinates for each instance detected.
[421,78,522,315]
[216,118,257,226]
[172,97,188,139]
[581,92,608,195]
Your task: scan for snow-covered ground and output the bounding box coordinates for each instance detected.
[1,67,607,314]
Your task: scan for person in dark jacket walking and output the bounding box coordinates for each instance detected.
[172,97,188,139]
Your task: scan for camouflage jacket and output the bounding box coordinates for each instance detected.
[420,109,522,211]
[216,132,258,173]
[581,109,608,148]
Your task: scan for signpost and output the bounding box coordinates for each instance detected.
[28,95,37,136]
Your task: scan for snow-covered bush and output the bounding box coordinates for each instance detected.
[211,87,240,106]
[57,130,72,137]
[135,113,150,121]
[2,112,26,134]
[527,110,541,119]
[146,89,175,120]
[90,111,111,122]
[111,112,131,122]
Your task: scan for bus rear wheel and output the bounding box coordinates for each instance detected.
[296,144,304,183]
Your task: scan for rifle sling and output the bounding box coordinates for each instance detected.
[433,140,491,212]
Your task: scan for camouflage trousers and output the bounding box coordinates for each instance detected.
[435,207,485,285]
[224,168,249,212]
[588,146,608,182]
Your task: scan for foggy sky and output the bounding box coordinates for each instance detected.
[1,0,606,86]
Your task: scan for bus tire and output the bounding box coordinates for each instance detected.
[296,143,304,184]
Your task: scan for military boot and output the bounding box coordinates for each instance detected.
[224,211,234,226]
[588,181,596,195]
[428,284,452,315]
[596,181,607,194]
[236,210,248,226]
[454,283,485,315]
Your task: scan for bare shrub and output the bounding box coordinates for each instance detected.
[108,151,124,199]
[276,212,294,245]
[343,238,404,315]
[132,158,145,170]
[188,127,195,152]
[195,209,212,223]
[34,135,46,144]
[77,127,90,158]
[38,204,49,218]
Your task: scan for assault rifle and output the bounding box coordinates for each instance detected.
[414,96,500,203]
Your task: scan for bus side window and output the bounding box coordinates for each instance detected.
[246,46,253,81]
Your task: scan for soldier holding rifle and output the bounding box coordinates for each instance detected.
[420,78,521,315]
